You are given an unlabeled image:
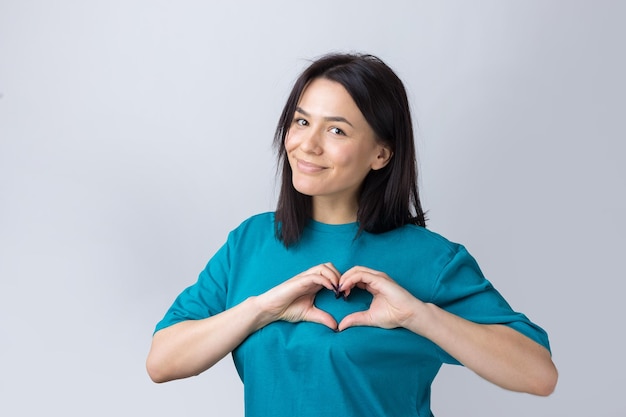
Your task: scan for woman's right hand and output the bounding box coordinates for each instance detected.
[256,262,341,331]
[147,262,341,383]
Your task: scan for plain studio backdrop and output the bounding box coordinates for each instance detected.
[1,1,624,416]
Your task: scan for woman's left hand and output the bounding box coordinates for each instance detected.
[337,266,424,332]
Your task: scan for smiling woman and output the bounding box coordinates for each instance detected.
[146,53,557,417]
[285,78,392,224]
[274,54,426,247]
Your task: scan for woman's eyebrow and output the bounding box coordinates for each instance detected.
[295,106,354,127]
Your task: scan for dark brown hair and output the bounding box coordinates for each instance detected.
[274,53,426,246]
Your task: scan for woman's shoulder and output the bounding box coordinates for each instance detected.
[237,211,276,227]
[226,212,277,242]
[383,223,463,258]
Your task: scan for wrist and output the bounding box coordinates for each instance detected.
[246,295,278,331]
[401,301,438,336]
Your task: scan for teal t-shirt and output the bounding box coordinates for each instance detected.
[155,212,551,417]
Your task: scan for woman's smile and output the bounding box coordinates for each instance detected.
[295,158,327,174]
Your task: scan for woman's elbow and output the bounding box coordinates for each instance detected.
[146,338,182,384]
[530,362,559,396]
[146,352,171,383]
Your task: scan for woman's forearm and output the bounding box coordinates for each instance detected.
[146,296,271,383]
[147,264,342,383]
[408,302,558,396]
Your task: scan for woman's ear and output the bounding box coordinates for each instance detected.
[371,145,393,170]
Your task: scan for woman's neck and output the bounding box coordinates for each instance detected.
[311,197,358,224]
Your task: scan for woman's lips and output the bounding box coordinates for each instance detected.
[296,159,326,173]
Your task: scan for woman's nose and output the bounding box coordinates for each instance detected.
[299,128,323,154]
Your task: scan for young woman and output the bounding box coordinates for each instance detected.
[146,53,558,416]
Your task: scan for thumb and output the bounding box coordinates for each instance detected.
[337,311,372,332]
[305,307,338,331]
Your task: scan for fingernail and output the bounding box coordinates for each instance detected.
[334,290,341,299]
[342,293,348,301]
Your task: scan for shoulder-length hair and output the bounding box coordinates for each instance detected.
[274,53,426,247]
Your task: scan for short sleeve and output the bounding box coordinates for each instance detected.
[153,237,232,333]
[430,245,551,365]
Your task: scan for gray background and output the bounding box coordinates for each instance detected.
[1,1,624,416]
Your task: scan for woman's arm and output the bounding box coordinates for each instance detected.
[337,266,558,396]
[407,302,557,396]
[146,263,341,383]
[147,296,267,383]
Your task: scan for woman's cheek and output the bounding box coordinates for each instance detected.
[284,130,296,150]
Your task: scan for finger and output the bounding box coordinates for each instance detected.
[321,262,341,276]
[342,265,381,279]
[337,311,372,331]
[283,274,322,293]
[305,307,338,331]
[309,263,340,293]
[304,262,340,278]
[338,282,367,299]
[318,263,341,287]
[284,276,338,303]
[339,269,385,297]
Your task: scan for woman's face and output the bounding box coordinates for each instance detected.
[285,78,390,210]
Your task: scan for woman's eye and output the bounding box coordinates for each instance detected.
[330,127,345,136]
[295,118,308,126]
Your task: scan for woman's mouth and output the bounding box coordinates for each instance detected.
[296,159,326,173]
